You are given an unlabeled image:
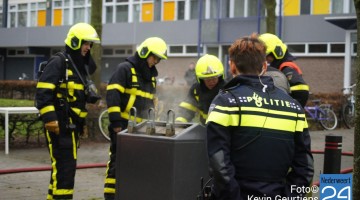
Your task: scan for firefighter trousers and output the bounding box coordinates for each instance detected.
[45,121,79,200]
[104,126,118,200]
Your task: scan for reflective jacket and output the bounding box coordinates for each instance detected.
[271,51,309,93]
[35,53,88,125]
[176,79,226,125]
[106,54,157,129]
[206,75,314,199]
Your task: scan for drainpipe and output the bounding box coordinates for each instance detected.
[257,0,261,33]
[278,0,282,38]
[197,0,203,58]
[46,0,52,26]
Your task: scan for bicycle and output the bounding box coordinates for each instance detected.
[341,84,356,129]
[98,109,110,141]
[98,100,166,141]
[304,100,338,130]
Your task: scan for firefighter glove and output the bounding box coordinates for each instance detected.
[45,120,60,134]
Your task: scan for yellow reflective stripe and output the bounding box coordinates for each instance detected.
[152,77,156,88]
[213,105,239,111]
[40,105,55,115]
[124,88,154,99]
[120,112,143,123]
[179,102,198,112]
[206,110,239,126]
[67,69,73,76]
[72,130,77,159]
[199,110,208,120]
[105,178,116,184]
[71,107,88,118]
[290,84,309,91]
[107,83,125,93]
[104,187,115,194]
[53,189,74,195]
[108,106,121,113]
[207,105,306,132]
[215,105,298,118]
[131,68,138,83]
[242,114,297,132]
[37,82,56,89]
[175,117,188,122]
[60,82,84,90]
[296,114,308,130]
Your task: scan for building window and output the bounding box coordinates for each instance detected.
[154,0,161,21]
[287,44,306,53]
[0,6,3,27]
[115,49,126,54]
[9,5,16,27]
[18,4,28,27]
[106,6,113,23]
[331,0,343,14]
[103,49,113,55]
[330,43,345,53]
[234,0,245,17]
[352,43,357,54]
[116,5,128,22]
[169,46,183,54]
[308,44,327,53]
[220,0,230,18]
[186,45,198,53]
[190,0,200,19]
[300,0,311,15]
[177,0,185,20]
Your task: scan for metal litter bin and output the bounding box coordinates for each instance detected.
[115,110,209,200]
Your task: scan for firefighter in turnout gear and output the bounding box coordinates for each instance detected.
[259,33,309,107]
[175,54,226,125]
[206,33,314,199]
[104,37,167,200]
[35,22,100,200]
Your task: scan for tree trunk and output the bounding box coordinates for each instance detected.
[90,0,103,88]
[353,0,360,199]
[87,0,103,139]
[264,0,276,34]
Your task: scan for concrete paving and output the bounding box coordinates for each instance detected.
[0,128,355,200]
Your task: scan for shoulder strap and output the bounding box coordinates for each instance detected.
[279,61,303,75]
[62,52,87,86]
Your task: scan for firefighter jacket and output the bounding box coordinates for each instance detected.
[106,53,157,129]
[35,52,89,126]
[271,51,309,93]
[176,79,226,125]
[206,75,314,199]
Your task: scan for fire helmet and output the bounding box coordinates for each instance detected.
[64,23,100,50]
[195,54,224,82]
[259,33,287,60]
[137,37,168,60]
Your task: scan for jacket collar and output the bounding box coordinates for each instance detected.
[224,75,275,92]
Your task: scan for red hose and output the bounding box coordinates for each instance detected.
[0,163,106,175]
[311,150,354,156]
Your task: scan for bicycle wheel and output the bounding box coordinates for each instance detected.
[342,103,355,129]
[319,108,338,130]
[98,109,110,141]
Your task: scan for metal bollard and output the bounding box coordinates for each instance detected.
[323,135,342,174]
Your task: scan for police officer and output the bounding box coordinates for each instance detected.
[259,33,309,107]
[175,54,226,125]
[104,37,167,200]
[35,22,100,200]
[206,33,314,199]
